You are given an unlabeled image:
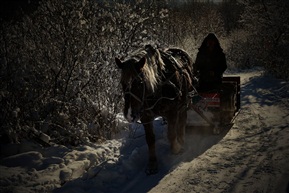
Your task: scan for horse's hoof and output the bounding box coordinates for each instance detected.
[145,160,158,175]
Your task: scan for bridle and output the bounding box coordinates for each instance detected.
[123,71,147,110]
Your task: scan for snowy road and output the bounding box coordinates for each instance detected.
[150,71,289,193]
[1,70,289,193]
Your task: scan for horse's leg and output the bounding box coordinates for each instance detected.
[141,117,158,175]
[167,113,182,154]
[177,109,187,147]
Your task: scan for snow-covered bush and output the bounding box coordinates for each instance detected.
[224,30,255,69]
[239,0,289,79]
[0,0,169,146]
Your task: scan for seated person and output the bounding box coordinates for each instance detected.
[194,33,227,91]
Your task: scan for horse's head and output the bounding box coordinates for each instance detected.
[115,57,147,122]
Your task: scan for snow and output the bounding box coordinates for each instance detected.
[1,69,289,193]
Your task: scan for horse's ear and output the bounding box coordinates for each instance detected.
[115,57,123,69]
[136,57,146,70]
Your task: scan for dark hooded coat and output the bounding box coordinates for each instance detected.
[194,33,227,91]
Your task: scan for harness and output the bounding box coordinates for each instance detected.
[124,49,197,116]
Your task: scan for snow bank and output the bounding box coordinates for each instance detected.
[0,139,123,193]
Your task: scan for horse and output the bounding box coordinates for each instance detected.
[115,45,195,175]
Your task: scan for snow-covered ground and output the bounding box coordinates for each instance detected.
[1,69,289,193]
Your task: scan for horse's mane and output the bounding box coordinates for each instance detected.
[128,45,165,92]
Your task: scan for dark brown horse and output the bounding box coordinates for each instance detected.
[115,45,195,174]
